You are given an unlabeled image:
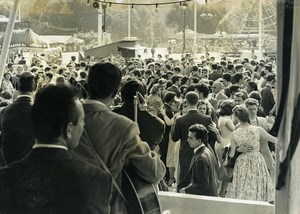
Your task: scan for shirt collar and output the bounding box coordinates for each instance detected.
[84,99,107,107]
[194,144,205,153]
[33,143,68,151]
[17,94,33,99]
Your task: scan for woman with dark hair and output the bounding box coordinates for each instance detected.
[216,99,235,162]
[246,81,258,95]
[226,105,276,202]
[216,99,235,197]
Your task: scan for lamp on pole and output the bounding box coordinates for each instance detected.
[181,1,188,54]
[102,2,107,33]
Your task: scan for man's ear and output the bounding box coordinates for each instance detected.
[66,122,73,139]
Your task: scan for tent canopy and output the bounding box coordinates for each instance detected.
[171,27,201,40]
[0,28,48,48]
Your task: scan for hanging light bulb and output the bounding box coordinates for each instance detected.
[155,4,159,12]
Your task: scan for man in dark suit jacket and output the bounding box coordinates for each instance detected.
[0,85,111,213]
[261,73,276,115]
[178,124,218,196]
[0,71,36,165]
[209,63,223,82]
[113,79,165,150]
[172,91,217,191]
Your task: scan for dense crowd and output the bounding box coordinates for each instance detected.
[0,50,277,212]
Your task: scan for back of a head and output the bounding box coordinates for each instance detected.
[222,73,232,82]
[218,99,235,116]
[266,73,275,82]
[171,75,180,84]
[194,83,210,98]
[211,63,218,70]
[120,80,146,103]
[233,72,243,83]
[18,71,36,93]
[164,91,176,103]
[87,62,122,99]
[233,105,250,123]
[80,71,87,79]
[31,85,79,142]
[185,91,199,106]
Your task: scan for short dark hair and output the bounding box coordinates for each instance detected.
[45,72,53,80]
[173,66,181,73]
[232,72,244,83]
[87,62,122,99]
[79,71,87,79]
[222,73,232,82]
[233,105,250,123]
[185,91,199,106]
[120,80,146,103]
[211,63,218,70]
[266,73,275,82]
[18,72,36,93]
[31,85,80,141]
[227,64,234,70]
[189,123,208,145]
[171,75,181,84]
[229,84,240,96]
[194,83,210,98]
[218,99,235,116]
[247,81,258,91]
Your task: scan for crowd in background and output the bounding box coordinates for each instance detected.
[0,50,277,202]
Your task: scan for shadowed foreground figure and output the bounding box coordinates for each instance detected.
[71,62,165,213]
[0,85,111,214]
[0,71,36,165]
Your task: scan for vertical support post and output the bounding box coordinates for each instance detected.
[258,0,263,57]
[128,1,131,39]
[97,3,102,46]
[193,0,197,55]
[0,0,20,84]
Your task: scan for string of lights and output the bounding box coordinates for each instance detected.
[88,0,192,8]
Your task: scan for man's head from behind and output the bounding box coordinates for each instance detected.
[18,71,36,93]
[31,85,84,149]
[185,91,199,108]
[87,62,122,102]
[120,80,146,104]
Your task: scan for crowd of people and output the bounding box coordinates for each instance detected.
[0,50,277,212]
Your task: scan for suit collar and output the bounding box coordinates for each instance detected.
[187,109,199,114]
[15,95,33,102]
[83,100,110,112]
[26,148,71,160]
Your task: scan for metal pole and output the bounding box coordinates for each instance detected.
[193,0,197,54]
[258,0,262,57]
[97,4,102,46]
[0,0,20,84]
[103,6,106,33]
[183,11,186,54]
[128,3,131,38]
